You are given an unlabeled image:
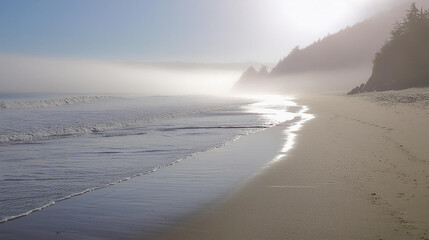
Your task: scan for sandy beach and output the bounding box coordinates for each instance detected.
[155,89,429,240]
[3,2,429,240]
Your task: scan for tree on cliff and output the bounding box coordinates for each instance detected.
[359,3,429,92]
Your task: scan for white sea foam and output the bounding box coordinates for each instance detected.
[0,104,242,144]
[0,96,121,109]
[0,95,305,228]
[0,133,246,224]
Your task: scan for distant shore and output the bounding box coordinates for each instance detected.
[154,89,429,240]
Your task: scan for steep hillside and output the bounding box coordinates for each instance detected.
[271,1,429,75]
[349,3,429,94]
[235,0,429,93]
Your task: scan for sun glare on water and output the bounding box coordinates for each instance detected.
[243,95,315,163]
[243,95,298,125]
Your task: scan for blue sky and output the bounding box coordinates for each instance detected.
[0,0,405,62]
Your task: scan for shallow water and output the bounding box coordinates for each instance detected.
[0,94,302,226]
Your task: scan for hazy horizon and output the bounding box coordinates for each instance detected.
[1,1,428,239]
[0,0,409,94]
[0,0,407,62]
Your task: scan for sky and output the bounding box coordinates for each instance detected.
[0,0,406,63]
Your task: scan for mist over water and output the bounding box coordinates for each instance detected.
[0,55,243,95]
[0,0,420,238]
[0,95,303,226]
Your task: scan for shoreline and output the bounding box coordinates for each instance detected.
[0,97,304,239]
[154,93,429,240]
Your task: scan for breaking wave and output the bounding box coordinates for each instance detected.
[0,96,121,109]
[0,105,242,144]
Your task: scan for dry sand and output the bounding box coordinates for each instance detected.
[154,89,429,240]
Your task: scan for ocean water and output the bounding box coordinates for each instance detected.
[0,94,306,227]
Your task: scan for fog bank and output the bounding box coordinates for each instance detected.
[234,63,373,95]
[0,55,244,95]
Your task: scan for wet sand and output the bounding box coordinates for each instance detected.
[155,91,429,240]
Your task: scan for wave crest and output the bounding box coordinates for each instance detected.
[0,96,121,109]
[0,104,242,144]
